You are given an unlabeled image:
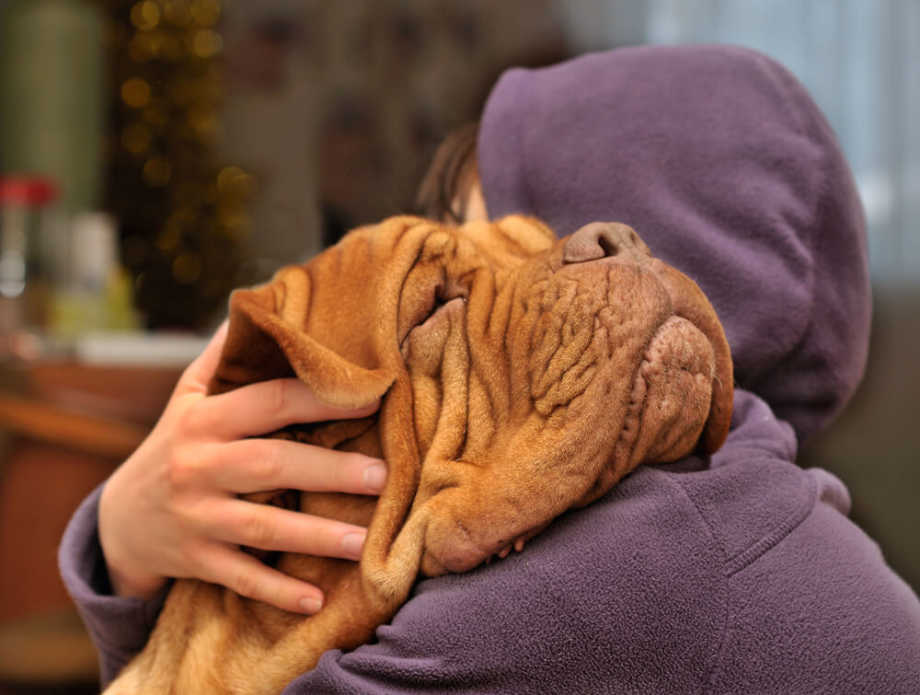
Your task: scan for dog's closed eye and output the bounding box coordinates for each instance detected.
[417,289,466,330]
[398,266,469,348]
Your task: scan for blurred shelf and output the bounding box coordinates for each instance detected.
[0,610,98,685]
[0,349,185,687]
[0,394,148,460]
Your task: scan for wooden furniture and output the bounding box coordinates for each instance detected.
[0,359,180,685]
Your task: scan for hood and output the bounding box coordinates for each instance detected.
[478,43,870,443]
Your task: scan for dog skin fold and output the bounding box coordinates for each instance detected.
[99,215,732,694]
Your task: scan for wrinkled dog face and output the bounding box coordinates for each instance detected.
[392,219,731,575]
[219,215,732,579]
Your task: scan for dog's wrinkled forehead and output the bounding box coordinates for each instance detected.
[210,216,554,397]
[212,215,730,452]
[313,216,557,345]
[342,215,557,281]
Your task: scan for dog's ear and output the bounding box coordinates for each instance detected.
[209,266,395,408]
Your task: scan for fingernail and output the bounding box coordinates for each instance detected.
[362,462,387,493]
[299,595,323,614]
[342,531,366,560]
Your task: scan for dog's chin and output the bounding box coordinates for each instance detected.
[419,527,487,577]
[419,508,554,578]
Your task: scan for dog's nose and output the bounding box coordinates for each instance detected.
[563,222,651,265]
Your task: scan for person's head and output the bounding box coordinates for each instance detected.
[415,122,487,224]
[418,45,870,445]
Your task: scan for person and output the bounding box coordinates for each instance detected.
[60,44,920,693]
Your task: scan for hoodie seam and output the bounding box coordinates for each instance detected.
[665,458,819,695]
[702,471,818,694]
[722,466,818,577]
[662,474,730,695]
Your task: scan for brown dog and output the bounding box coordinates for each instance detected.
[104,215,732,694]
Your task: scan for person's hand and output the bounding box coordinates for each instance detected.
[98,322,387,614]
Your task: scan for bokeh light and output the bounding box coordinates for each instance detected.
[120,77,151,108]
[130,1,160,32]
[142,156,171,186]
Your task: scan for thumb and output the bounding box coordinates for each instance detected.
[175,320,229,396]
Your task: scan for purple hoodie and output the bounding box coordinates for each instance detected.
[60,45,920,693]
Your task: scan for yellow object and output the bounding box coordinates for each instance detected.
[50,266,140,338]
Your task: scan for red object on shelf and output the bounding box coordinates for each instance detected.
[0,176,59,206]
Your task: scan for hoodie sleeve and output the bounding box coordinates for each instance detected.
[58,484,168,687]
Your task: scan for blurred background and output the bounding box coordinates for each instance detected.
[0,0,916,691]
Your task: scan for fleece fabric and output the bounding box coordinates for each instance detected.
[60,44,920,693]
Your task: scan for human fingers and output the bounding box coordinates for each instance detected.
[197,543,326,614]
[202,499,369,561]
[210,439,387,496]
[189,378,380,440]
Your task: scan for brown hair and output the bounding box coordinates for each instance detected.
[414,122,480,222]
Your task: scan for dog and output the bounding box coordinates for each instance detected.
[104,215,733,694]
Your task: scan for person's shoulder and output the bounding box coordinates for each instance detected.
[413,462,727,610]
[665,453,817,575]
[390,466,732,693]
[709,472,920,693]
[656,429,920,693]
[317,465,727,694]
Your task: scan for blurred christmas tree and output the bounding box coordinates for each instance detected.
[99,0,254,329]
